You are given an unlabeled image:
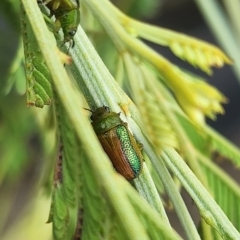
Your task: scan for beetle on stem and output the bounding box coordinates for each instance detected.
[87,106,143,180]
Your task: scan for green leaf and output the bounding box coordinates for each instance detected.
[129,18,232,75]
[52,185,70,240]
[205,126,240,167]
[123,54,179,149]
[20,5,53,108]
[199,154,240,232]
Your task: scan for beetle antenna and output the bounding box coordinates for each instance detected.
[83,107,92,112]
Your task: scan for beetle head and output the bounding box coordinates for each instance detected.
[90,106,110,121]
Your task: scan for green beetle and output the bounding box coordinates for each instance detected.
[44,0,80,44]
[89,106,143,180]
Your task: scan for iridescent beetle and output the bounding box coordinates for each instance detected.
[41,0,80,45]
[89,106,143,180]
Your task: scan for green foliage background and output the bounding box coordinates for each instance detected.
[1,0,240,240]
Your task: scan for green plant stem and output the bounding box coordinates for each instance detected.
[127,118,201,240]
[20,1,151,239]
[205,126,240,166]
[125,184,183,240]
[193,0,240,82]
[198,152,240,198]
[68,27,130,111]
[21,1,183,239]
[223,0,240,43]
[81,0,187,88]
[133,163,169,224]
[68,26,169,223]
[20,0,240,239]
[147,72,210,190]
[162,147,240,239]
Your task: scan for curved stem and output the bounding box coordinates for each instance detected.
[162,147,240,239]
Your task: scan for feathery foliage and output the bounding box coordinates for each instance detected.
[1,0,240,240]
